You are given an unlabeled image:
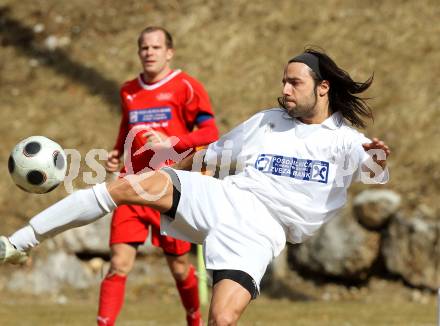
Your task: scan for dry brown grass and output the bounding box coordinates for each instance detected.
[0,1,439,227]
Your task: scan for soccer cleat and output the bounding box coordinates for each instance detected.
[0,236,28,264]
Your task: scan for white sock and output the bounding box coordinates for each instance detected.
[9,183,116,251]
[8,225,39,251]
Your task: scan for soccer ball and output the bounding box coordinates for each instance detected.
[8,136,67,194]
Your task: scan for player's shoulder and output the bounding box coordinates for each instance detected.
[177,71,198,82]
[259,107,286,116]
[241,108,287,128]
[336,121,370,147]
[338,120,366,137]
[322,112,364,135]
[120,77,139,93]
[176,71,207,88]
[252,108,289,122]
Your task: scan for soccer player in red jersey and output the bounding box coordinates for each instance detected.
[97,26,219,326]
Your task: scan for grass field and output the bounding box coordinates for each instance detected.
[0,292,437,325]
[0,253,437,325]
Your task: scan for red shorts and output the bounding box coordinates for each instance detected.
[110,204,191,256]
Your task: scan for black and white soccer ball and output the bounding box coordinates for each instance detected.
[8,136,67,194]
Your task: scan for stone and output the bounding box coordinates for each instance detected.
[288,211,380,281]
[6,251,96,294]
[53,213,112,255]
[382,214,440,290]
[353,190,401,230]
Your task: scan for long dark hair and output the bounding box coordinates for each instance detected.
[281,48,374,128]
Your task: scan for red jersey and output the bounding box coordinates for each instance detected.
[113,70,218,173]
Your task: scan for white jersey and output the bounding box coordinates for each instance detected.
[204,108,388,243]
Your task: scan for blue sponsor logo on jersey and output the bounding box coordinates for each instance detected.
[129,107,172,124]
[254,154,329,183]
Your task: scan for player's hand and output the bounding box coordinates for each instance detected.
[362,138,390,170]
[142,130,171,149]
[105,149,121,172]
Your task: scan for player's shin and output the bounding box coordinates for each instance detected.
[9,183,116,251]
[176,265,202,326]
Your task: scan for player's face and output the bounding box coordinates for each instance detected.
[138,30,174,81]
[281,62,318,120]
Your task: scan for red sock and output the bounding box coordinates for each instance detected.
[176,265,202,326]
[97,274,127,326]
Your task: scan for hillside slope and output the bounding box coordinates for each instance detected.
[0,0,439,233]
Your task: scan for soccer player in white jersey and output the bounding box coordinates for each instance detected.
[1,48,390,325]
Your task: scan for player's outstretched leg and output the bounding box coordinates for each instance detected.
[0,236,28,264]
[1,170,174,259]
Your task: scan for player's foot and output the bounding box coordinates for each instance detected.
[0,236,28,264]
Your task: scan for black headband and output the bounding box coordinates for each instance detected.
[289,53,322,80]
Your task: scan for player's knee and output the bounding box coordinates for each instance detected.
[167,255,191,282]
[108,178,136,206]
[170,266,187,282]
[209,309,239,326]
[109,255,134,275]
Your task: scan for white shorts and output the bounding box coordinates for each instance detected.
[160,169,286,288]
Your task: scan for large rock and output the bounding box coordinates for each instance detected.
[6,251,97,294]
[53,213,112,255]
[353,190,401,230]
[52,213,155,256]
[288,212,380,280]
[382,214,440,289]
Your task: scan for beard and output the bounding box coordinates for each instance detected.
[280,88,318,119]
